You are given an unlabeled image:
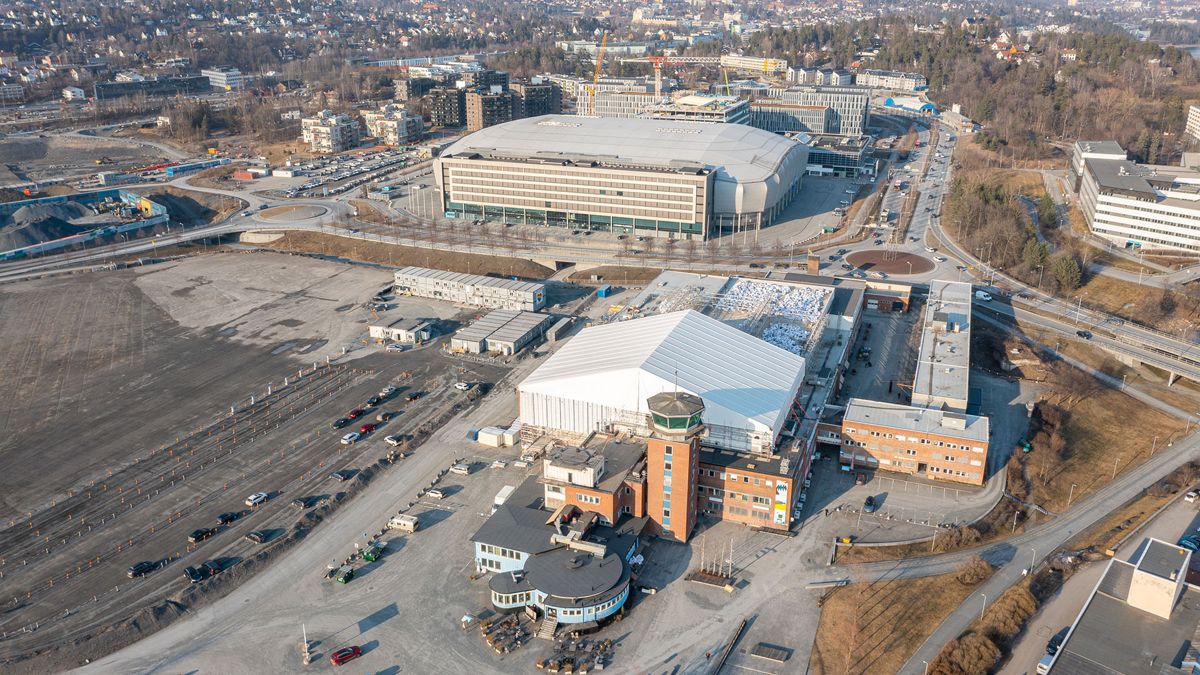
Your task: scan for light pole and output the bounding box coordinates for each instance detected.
[923,660,929,675]
[980,593,987,621]
[1152,435,1158,456]
[1112,456,1119,479]
[1031,547,1037,571]
[1074,295,1084,325]
[1037,264,1044,290]
[1067,483,1076,508]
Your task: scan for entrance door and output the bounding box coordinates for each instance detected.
[917,462,927,474]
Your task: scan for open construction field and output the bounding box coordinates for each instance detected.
[0,251,509,670]
[0,134,169,187]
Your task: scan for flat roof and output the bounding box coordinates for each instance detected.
[1074,140,1126,157]
[1138,539,1192,580]
[1086,158,1200,210]
[842,398,988,442]
[699,446,788,477]
[470,477,558,554]
[454,309,551,344]
[912,280,972,409]
[439,115,803,185]
[393,266,545,295]
[1052,547,1200,675]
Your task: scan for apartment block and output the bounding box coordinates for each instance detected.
[510,78,562,118]
[466,88,515,131]
[762,85,871,135]
[300,109,362,154]
[855,69,927,91]
[428,86,466,128]
[1186,104,1200,145]
[362,103,424,146]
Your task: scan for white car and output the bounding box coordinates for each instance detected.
[426,488,446,499]
[245,492,269,507]
[449,462,472,475]
[379,385,397,397]
[385,344,406,352]
[454,382,472,391]
[1187,491,1198,504]
[934,256,948,262]
[924,246,937,253]
[385,435,403,447]
[341,432,361,445]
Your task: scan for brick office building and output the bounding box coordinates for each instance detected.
[840,398,989,486]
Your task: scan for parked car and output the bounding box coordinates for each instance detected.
[188,528,215,544]
[200,560,223,576]
[426,488,446,499]
[1076,330,1093,339]
[331,418,351,429]
[330,646,362,666]
[1047,632,1065,656]
[244,530,268,544]
[366,395,383,406]
[341,432,360,445]
[405,392,422,401]
[454,382,472,391]
[128,561,158,578]
[376,411,393,422]
[385,435,404,447]
[358,423,376,434]
[380,385,397,397]
[290,497,310,509]
[330,469,354,482]
[1186,490,1198,504]
[216,512,240,525]
[245,492,269,507]
[183,566,207,583]
[863,496,878,513]
[385,344,406,352]
[346,409,365,420]
[1178,535,1200,551]
[450,462,472,475]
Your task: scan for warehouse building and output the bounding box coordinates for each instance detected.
[435,115,809,239]
[1072,141,1200,253]
[517,309,806,454]
[392,266,546,311]
[449,310,552,355]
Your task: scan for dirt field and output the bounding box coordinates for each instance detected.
[810,567,990,674]
[845,250,935,274]
[0,251,507,668]
[263,231,555,279]
[0,135,168,186]
[134,186,245,226]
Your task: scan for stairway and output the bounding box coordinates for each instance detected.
[536,614,558,641]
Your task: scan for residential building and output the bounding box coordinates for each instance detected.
[510,78,562,118]
[436,116,809,238]
[61,86,86,101]
[200,66,243,91]
[840,399,988,485]
[362,103,424,146]
[0,82,25,102]
[1044,538,1197,674]
[556,40,650,57]
[1186,104,1200,145]
[855,69,927,91]
[1074,141,1200,253]
[461,69,509,91]
[466,88,515,131]
[392,266,546,312]
[789,67,852,86]
[395,76,438,101]
[749,102,834,134]
[300,109,361,154]
[428,86,466,128]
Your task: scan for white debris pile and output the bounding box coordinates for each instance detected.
[712,279,831,324]
[762,322,811,355]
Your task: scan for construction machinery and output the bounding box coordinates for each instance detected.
[587,31,608,116]
[620,55,722,98]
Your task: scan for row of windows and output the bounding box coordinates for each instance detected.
[711,469,775,487]
[711,503,768,519]
[845,429,983,452]
[701,486,771,505]
[449,182,702,207]
[479,544,521,560]
[449,195,699,221]
[448,170,703,195]
[494,591,532,606]
[577,494,601,505]
[445,164,705,188]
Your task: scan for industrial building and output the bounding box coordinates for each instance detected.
[1043,538,1198,674]
[1072,140,1200,253]
[854,69,927,91]
[368,317,432,344]
[392,266,546,311]
[362,104,424,146]
[449,310,552,355]
[301,110,362,154]
[435,115,809,238]
[517,309,806,455]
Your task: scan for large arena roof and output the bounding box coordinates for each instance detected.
[440,114,804,186]
[519,309,806,444]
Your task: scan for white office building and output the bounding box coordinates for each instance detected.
[757,85,871,135]
[200,66,244,91]
[1075,141,1200,253]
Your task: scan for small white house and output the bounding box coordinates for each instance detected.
[368,317,432,343]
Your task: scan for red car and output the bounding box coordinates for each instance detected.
[359,423,377,434]
[330,646,362,666]
[347,409,365,420]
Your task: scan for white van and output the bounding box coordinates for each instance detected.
[975,290,993,302]
[1037,654,1054,674]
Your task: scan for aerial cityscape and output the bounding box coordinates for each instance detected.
[3,0,1200,672]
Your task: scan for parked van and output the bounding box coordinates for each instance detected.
[975,290,993,302]
[1036,654,1054,674]
[492,485,516,514]
[388,514,419,532]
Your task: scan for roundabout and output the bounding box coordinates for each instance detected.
[258,204,329,223]
[846,249,936,275]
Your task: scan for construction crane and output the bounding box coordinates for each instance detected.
[620,55,722,98]
[589,31,608,116]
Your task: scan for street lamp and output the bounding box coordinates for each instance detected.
[1067,483,1076,508]
[980,593,988,620]
[1036,264,1044,290]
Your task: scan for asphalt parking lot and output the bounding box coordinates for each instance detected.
[838,304,923,406]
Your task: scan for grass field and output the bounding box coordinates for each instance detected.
[810,568,991,675]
